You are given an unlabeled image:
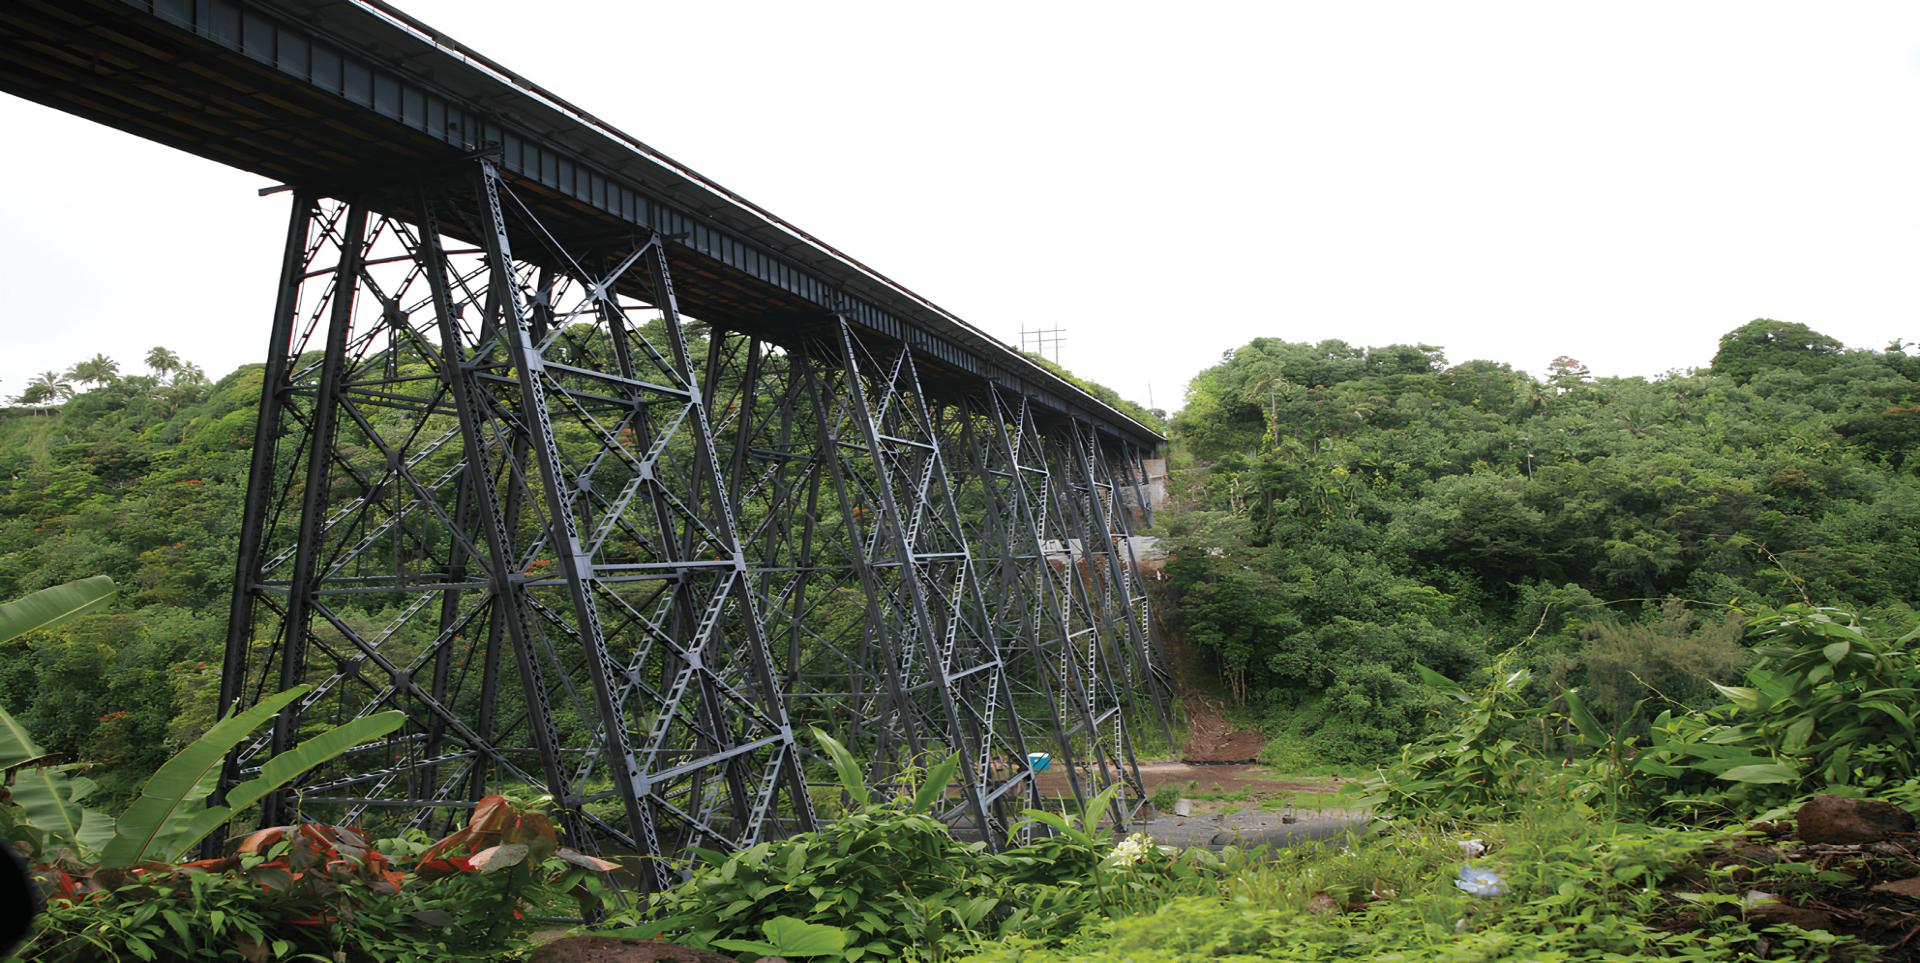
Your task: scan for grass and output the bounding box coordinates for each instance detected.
[954,802,1877,963]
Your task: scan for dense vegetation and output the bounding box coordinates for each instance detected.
[13,319,1920,961]
[1156,318,1920,766]
[0,355,254,806]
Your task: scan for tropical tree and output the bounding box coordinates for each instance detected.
[21,370,74,404]
[144,346,182,382]
[172,360,208,387]
[66,353,120,387]
[1710,318,1844,384]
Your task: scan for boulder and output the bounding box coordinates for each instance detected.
[531,936,738,963]
[1796,794,1915,845]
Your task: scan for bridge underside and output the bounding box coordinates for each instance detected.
[218,167,1170,886]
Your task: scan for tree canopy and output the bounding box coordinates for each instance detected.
[1159,324,1920,763]
[1710,317,1845,384]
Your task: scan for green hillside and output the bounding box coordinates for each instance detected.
[0,364,260,801]
[1157,319,1920,765]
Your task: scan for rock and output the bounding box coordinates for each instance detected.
[1209,831,1235,846]
[1796,794,1915,844]
[1752,902,1835,931]
[530,936,738,963]
[1874,878,1920,899]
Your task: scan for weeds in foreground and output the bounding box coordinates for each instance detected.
[596,728,1883,962]
[959,805,1875,963]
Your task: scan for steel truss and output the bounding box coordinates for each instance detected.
[218,163,1172,886]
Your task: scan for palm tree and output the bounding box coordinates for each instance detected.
[67,353,120,387]
[25,370,74,403]
[173,361,208,387]
[145,346,182,382]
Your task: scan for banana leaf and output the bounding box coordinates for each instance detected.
[0,575,116,645]
[112,700,405,865]
[146,710,406,863]
[99,686,310,867]
[0,703,113,858]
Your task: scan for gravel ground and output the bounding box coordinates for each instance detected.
[1131,806,1374,851]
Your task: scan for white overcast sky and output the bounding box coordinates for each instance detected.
[3,2,1919,413]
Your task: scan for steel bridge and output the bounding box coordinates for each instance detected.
[0,0,1172,885]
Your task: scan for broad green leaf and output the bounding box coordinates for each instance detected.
[1719,763,1799,785]
[910,752,959,815]
[1857,700,1917,733]
[810,728,869,809]
[1823,640,1851,665]
[0,702,44,768]
[221,711,404,815]
[1413,663,1460,690]
[1709,682,1765,712]
[1784,715,1816,751]
[9,762,101,858]
[0,705,111,857]
[713,939,783,957]
[1681,753,1780,774]
[1825,743,1854,782]
[1079,781,1126,839]
[961,896,1000,926]
[1648,710,1675,747]
[100,685,310,867]
[146,806,238,864]
[760,916,846,957]
[1562,689,1609,749]
[1009,809,1089,846]
[77,804,116,853]
[0,575,116,645]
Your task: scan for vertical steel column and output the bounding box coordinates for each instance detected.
[204,192,315,856]
[261,202,368,828]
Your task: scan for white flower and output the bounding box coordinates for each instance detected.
[1105,831,1153,866]
[1454,863,1508,898]
[1456,838,1486,859]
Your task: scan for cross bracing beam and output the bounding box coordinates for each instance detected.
[211,168,1172,883]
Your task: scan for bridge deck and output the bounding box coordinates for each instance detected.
[0,0,1158,446]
